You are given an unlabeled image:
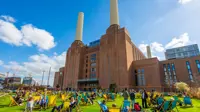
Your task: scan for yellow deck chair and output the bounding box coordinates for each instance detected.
[9,96,19,106]
[109,108,121,112]
[33,96,41,102]
[103,94,108,101]
[61,101,70,112]
[48,95,57,107]
[61,94,66,101]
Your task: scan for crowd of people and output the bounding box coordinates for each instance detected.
[4,87,193,112]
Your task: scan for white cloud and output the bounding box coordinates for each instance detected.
[0,15,56,50]
[0,60,4,65]
[0,20,23,46]
[21,24,56,50]
[138,43,148,53]
[2,52,66,86]
[165,33,192,49]
[138,33,195,60]
[178,0,193,4]
[0,15,16,23]
[151,42,165,52]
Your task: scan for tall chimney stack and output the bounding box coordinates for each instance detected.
[110,0,119,25]
[75,12,84,41]
[147,46,152,58]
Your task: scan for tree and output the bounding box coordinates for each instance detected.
[174,82,190,92]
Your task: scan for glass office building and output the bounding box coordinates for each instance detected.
[165,44,200,60]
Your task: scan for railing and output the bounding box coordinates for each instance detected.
[77,78,98,82]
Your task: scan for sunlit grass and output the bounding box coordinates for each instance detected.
[0,95,200,112]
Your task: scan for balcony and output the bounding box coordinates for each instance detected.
[77,78,98,83]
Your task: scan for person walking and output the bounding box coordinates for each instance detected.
[123,88,129,100]
[129,89,135,109]
[141,89,148,108]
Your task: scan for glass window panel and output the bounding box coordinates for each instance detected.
[163,64,167,71]
[138,69,141,74]
[141,69,144,73]
[187,65,190,69]
[137,75,141,86]
[91,63,96,66]
[189,75,193,80]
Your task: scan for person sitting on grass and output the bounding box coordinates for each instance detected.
[100,100,108,112]
[68,97,77,112]
[14,94,23,106]
[134,102,142,111]
[51,102,64,112]
[154,99,167,112]
[151,94,159,105]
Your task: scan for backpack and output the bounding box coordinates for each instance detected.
[134,103,141,111]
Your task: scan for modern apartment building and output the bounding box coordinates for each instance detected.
[165,44,199,60]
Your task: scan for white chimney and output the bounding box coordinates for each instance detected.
[75,12,84,41]
[110,0,119,25]
[147,46,152,58]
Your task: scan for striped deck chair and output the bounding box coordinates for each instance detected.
[183,96,193,106]
[9,96,19,106]
[157,101,171,112]
[74,96,82,112]
[109,107,121,112]
[169,100,179,112]
[33,96,41,102]
[48,95,57,107]
[61,94,67,101]
[157,97,164,105]
[60,101,70,112]
[103,94,108,101]
[173,96,183,104]
[97,101,104,112]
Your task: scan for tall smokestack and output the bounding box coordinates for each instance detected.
[110,0,119,25]
[146,46,152,58]
[75,12,84,41]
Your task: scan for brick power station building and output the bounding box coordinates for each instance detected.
[54,0,200,91]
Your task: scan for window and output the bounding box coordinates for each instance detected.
[90,54,96,62]
[85,69,87,73]
[86,64,88,67]
[163,64,168,84]
[91,63,96,67]
[91,68,96,72]
[186,61,193,81]
[171,63,177,82]
[90,74,96,78]
[195,60,200,73]
[136,69,145,86]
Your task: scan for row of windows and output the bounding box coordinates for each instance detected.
[163,60,200,83]
[85,74,96,79]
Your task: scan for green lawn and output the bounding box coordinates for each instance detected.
[0,95,200,112]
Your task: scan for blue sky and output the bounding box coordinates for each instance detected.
[0,0,200,85]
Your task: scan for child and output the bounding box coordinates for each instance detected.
[26,95,34,112]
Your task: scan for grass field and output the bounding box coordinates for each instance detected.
[0,95,200,112]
